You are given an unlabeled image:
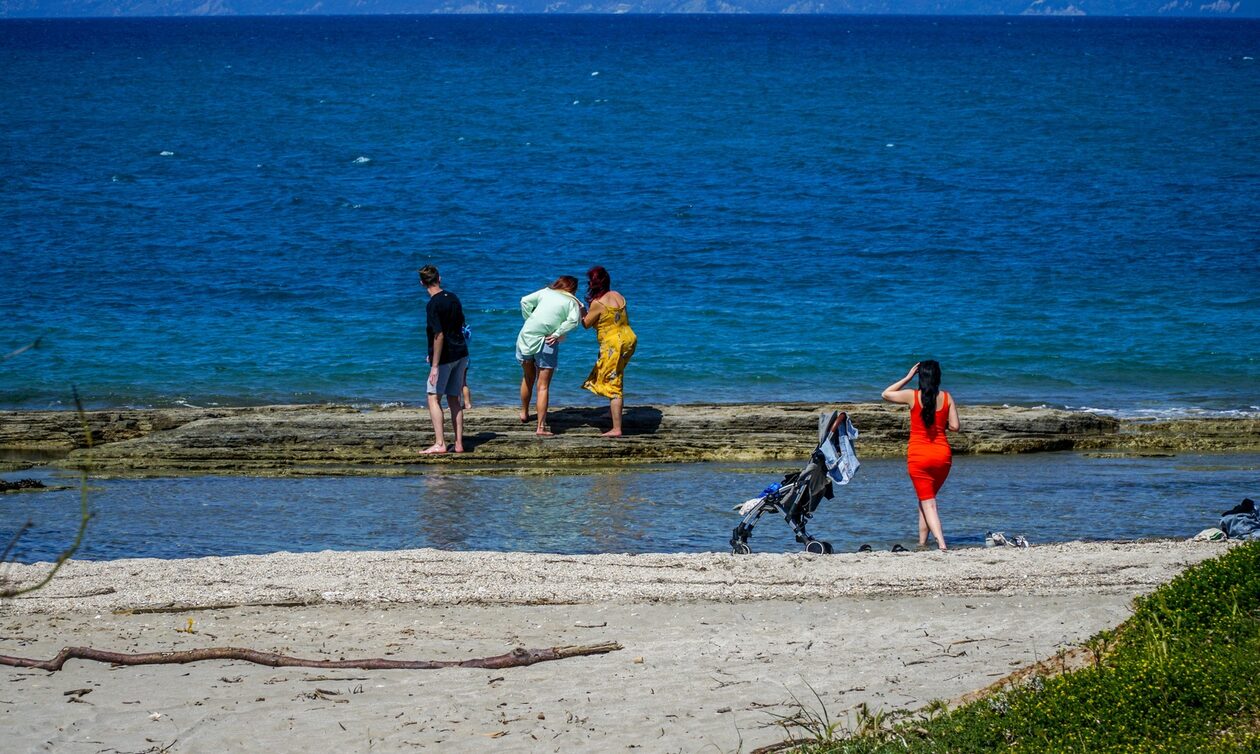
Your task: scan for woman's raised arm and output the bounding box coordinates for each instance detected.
[881,363,920,405]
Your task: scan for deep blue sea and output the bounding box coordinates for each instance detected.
[1,15,1258,416]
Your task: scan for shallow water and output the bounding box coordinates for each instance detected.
[3,452,1255,562]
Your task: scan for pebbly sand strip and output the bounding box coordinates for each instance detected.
[0,541,1229,752]
[0,539,1225,614]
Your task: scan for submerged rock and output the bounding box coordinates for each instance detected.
[0,478,46,493]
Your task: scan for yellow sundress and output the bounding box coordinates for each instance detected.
[582,304,637,399]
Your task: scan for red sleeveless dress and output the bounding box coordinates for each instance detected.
[907,391,952,501]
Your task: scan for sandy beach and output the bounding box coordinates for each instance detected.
[0,540,1226,752]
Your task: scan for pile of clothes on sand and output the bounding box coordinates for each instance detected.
[1193,498,1259,542]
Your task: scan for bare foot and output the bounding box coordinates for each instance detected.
[519,413,529,423]
[453,444,465,453]
[535,428,554,437]
[419,445,447,455]
[601,429,623,437]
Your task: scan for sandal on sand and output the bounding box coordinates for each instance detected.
[891,544,909,553]
[858,544,873,552]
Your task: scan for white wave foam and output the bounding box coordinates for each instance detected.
[1066,405,1260,420]
[997,403,1260,420]
[159,150,174,157]
[353,156,371,164]
[348,401,406,412]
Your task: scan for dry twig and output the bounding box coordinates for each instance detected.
[0,642,622,673]
[0,388,92,598]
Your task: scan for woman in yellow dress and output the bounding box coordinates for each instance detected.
[581,266,638,437]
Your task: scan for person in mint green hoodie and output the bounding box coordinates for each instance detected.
[516,276,583,436]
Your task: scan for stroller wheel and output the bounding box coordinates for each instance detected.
[732,542,752,555]
[804,540,828,555]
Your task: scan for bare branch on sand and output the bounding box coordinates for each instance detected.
[0,642,622,673]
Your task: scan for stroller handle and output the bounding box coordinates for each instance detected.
[824,411,847,443]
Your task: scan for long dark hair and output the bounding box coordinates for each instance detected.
[585,265,610,305]
[918,360,942,427]
[549,275,579,295]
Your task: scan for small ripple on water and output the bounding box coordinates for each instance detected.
[1,452,1256,563]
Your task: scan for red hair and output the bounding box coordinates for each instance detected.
[585,265,610,305]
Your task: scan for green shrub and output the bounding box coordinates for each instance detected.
[803,542,1260,754]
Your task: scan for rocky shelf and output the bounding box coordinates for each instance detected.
[0,402,1256,477]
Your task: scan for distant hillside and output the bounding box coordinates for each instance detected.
[0,0,1254,18]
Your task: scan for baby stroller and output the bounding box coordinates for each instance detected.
[730,410,858,555]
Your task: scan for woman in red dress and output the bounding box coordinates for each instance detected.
[882,361,961,550]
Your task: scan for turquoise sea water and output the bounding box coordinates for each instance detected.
[1,16,1258,415]
[2,16,1258,561]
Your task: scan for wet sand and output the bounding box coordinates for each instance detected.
[0,540,1227,752]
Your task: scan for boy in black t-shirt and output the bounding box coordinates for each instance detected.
[419,265,469,454]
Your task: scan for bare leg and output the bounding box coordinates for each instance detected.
[421,393,447,454]
[918,498,947,550]
[449,394,464,452]
[462,384,473,410]
[519,361,536,423]
[918,506,929,547]
[535,368,554,436]
[602,396,624,437]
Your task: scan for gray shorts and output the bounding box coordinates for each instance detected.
[427,356,468,397]
[516,341,559,371]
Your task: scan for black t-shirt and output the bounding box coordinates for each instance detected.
[426,290,468,365]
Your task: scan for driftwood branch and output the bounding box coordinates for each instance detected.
[0,642,622,672]
[0,388,93,598]
[113,599,318,614]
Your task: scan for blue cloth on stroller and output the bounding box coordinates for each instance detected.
[820,412,860,486]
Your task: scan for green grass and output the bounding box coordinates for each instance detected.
[783,541,1260,754]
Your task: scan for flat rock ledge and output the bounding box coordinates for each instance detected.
[0,540,1227,615]
[1,402,1256,476]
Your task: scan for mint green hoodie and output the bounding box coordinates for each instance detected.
[516,287,582,357]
